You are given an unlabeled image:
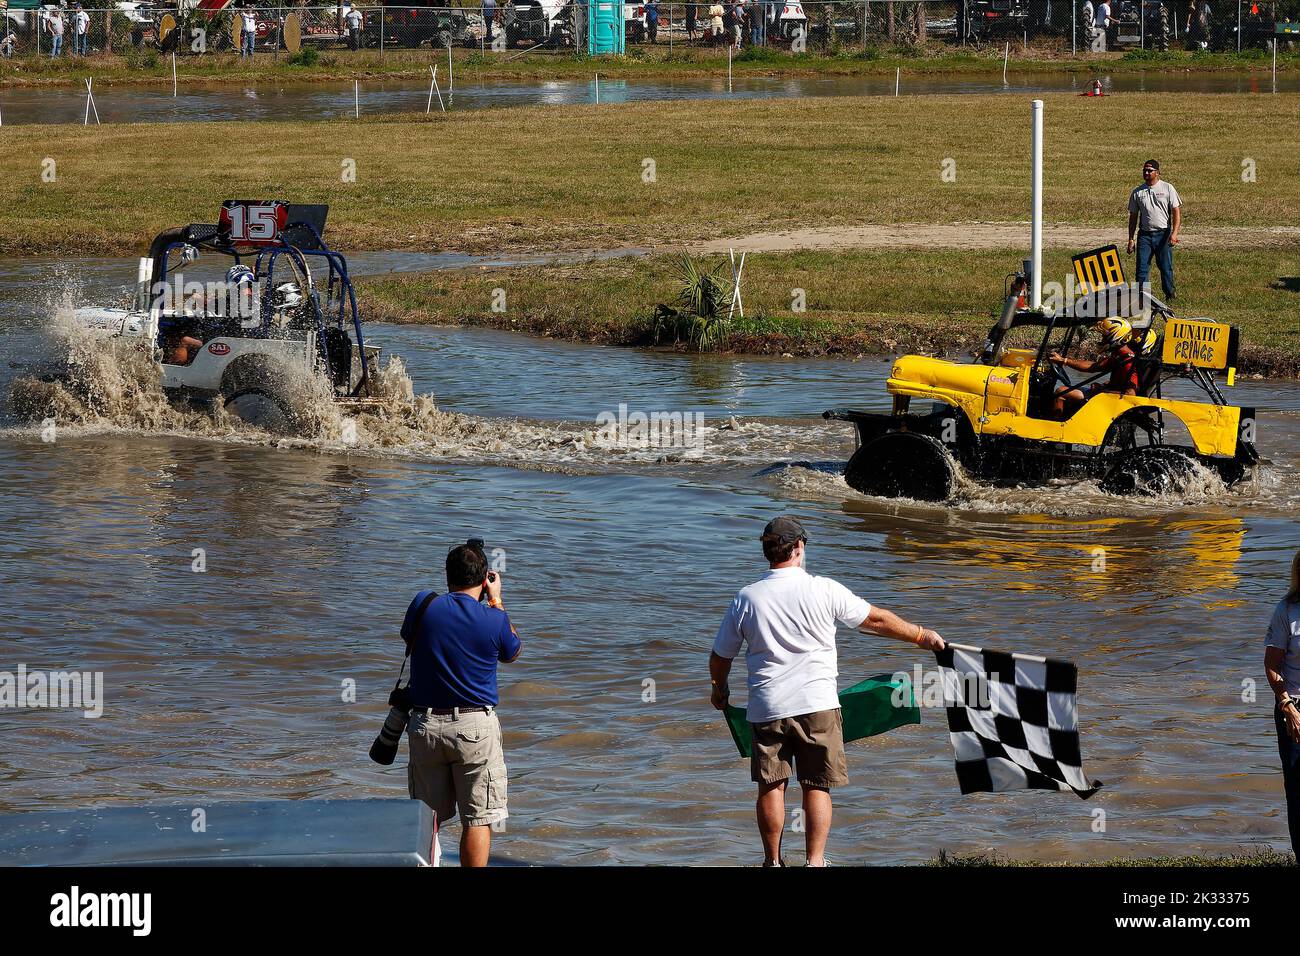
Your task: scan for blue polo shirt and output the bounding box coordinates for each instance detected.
[401,590,521,708]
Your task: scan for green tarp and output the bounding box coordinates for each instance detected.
[723,673,919,759]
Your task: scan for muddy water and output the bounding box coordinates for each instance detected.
[1,277,1298,864]
[3,68,1294,125]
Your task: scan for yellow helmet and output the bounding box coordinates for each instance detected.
[1130,327,1159,357]
[1094,317,1133,348]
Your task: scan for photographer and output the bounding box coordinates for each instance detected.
[400,542,521,867]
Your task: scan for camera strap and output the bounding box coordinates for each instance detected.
[396,589,440,689]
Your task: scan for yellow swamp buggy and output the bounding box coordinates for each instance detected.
[824,249,1258,501]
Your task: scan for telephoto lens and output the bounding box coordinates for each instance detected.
[368,685,413,765]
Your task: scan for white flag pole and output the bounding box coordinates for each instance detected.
[431,65,445,112]
[447,39,454,96]
[595,71,600,104]
[728,44,732,93]
[1030,99,1044,311]
[895,66,899,95]
[1003,41,1010,83]
[354,79,359,118]
[172,52,177,98]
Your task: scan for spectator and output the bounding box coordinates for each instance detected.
[1,25,15,59]
[482,0,496,44]
[732,0,744,47]
[344,3,363,50]
[46,7,65,58]
[1097,0,1113,47]
[646,0,659,43]
[1126,159,1181,302]
[750,0,763,46]
[709,516,945,867]
[240,5,257,59]
[709,2,724,41]
[401,541,522,867]
[73,3,90,56]
[686,1,697,40]
[1265,550,1300,859]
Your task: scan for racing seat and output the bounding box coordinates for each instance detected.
[1134,334,1164,397]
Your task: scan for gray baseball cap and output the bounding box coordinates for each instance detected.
[762,515,808,545]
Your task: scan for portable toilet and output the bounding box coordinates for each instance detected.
[588,0,625,54]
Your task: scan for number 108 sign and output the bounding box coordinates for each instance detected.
[219,200,288,247]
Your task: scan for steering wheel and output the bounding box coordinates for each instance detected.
[1046,357,1072,389]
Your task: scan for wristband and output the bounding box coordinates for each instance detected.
[914,624,925,644]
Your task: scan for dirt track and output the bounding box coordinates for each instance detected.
[692,222,1300,254]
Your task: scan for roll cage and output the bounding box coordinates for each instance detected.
[978,290,1228,414]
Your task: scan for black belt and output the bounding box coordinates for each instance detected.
[411,705,493,716]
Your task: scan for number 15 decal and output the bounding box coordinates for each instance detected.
[220,200,287,245]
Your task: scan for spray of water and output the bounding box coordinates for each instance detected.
[3,317,837,473]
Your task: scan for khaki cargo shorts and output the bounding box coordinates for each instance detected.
[407,708,508,827]
[750,707,848,789]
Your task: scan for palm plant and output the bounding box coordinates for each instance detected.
[653,252,731,351]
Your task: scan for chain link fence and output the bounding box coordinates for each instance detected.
[2,1,1294,58]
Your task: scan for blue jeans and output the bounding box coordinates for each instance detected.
[241,32,255,57]
[1135,228,1175,300]
[75,32,88,55]
[51,34,64,56]
[1277,707,1300,860]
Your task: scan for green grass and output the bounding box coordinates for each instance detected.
[2,44,1296,89]
[3,93,1297,257]
[931,847,1295,866]
[361,246,1300,375]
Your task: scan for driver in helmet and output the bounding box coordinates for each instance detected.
[271,281,310,329]
[225,264,258,325]
[1049,317,1140,419]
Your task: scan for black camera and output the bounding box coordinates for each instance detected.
[369,682,413,766]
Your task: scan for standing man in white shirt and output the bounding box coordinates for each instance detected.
[46,6,66,57]
[72,4,90,56]
[1095,0,1112,48]
[709,516,945,867]
[240,5,257,59]
[344,3,364,50]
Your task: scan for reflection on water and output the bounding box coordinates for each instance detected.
[2,69,1296,125]
[1,287,1298,863]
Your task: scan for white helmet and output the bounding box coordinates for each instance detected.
[226,264,255,286]
[273,281,304,310]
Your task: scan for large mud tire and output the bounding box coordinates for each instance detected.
[1100,446,1198,496]
[224,388,295,434]
[844,431,956,502]
[220,359,304,436]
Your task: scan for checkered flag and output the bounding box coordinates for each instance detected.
[935,643,1102,799]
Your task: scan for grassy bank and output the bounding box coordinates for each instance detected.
[3,93,1298,257]
[360,246,1300,376]
[2,44,1296,89]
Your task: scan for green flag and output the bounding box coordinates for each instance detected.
[723,673,919,759]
